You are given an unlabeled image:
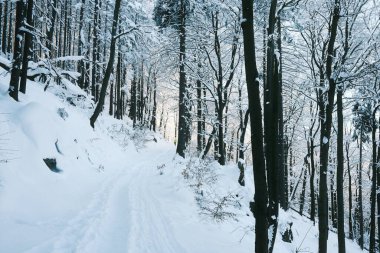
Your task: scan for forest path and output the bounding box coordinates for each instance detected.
[22,144,184,253]
[55,145,182,253]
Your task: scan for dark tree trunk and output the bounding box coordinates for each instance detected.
[20,0,34,94]
[289,147,294,197]
[7,2,13,55]
[238,110,249,186]
[115,49,122,119]
[377,117,380,253]
[358,127,364,249]
[46,0,58,57]
[330,164,337,229]
[151,72,157,131]
[265,2,280,251]
[90,0,122,128]
[369,107,378,253]
[309,137,316,223]
[241,1,269,252]
[109,81,114,115]
[345,141,353,239]
[176,0,190,158]
[129,71,137,126]
[9,0,25,101]
[0,2,2,51]
[2,1,8,54]
[84,24,91,91]
[77,0,86,89]
[277,16,286,211]
[197,77,203,154]
[318,2,340,252]
[139,64,144,124]
[336,88,346,253]
[91,0,99,99]
[299,159,308,216]
[202,127,216,159]
[284,138,289,209]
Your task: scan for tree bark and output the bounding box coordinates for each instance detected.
[336,87,346,253]
[238,110,249,186]
[46,0,58,57]
[20,0,34,94]
[9,0,25,101]
[358,126,364,249]
[346,141,353,239]
[91,0,99,100]
[2,1,8,54]
[90,0,122,128]
[197,74,203,154]
[176,0,190,158]
[369,106,379,253]
[318,2,340,252]
[77,0,86,89]
[241,1,269,252]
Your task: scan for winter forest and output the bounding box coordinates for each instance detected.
[0,0,380,252]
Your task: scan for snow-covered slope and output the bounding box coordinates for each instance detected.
[0,69,364,253]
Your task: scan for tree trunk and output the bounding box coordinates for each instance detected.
[377,116,380,253]
[20,0,34,94]
[358,127,364,249]
[369,107,378,253]
[2,1,8,54]
[151,71,157,131]
[241,1,269,252]
[109,81,114,115]
[330,163,337,229]
[46,0,58,57]
[90,0,122,128]
[336,88,346,253]
[277,16,286,211]
[318,2,340,252]
[176,0,190,158]
[77,0,86,89]
[265,2,280,251]
[91,0,99,99]
[344,140,353,240]
[238,110,249,186]
[7,2,13,55]
[0,2,2,51]
[9,0,25,101]
[129,70,137,126]
[299,160,308,216]
[197,76,203,154]
[309,137,316,223]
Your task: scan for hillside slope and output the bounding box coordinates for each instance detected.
[0,69,364,253]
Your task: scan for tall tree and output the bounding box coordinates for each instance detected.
[336,84,345,253]
[175,0,190,157]
[154,0,191,157]
[9,0,25,101]
[241,0,269,252]
[20,0,34,94]
[90,0,122,127]
[317,1,340,252]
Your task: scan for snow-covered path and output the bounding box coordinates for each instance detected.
[0,76,252,253]
[19,146,183,253]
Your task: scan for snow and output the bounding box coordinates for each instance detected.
[0,66,365,253]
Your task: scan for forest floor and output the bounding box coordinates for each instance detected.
[0,65,365,253]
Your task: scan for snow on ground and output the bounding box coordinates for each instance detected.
[0,66,365,253]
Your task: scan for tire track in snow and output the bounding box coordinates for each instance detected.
[126,150,187,253]
[50,166,127,253]
[48,148,185,253]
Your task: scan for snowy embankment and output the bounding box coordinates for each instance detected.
[0,66,364,253]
